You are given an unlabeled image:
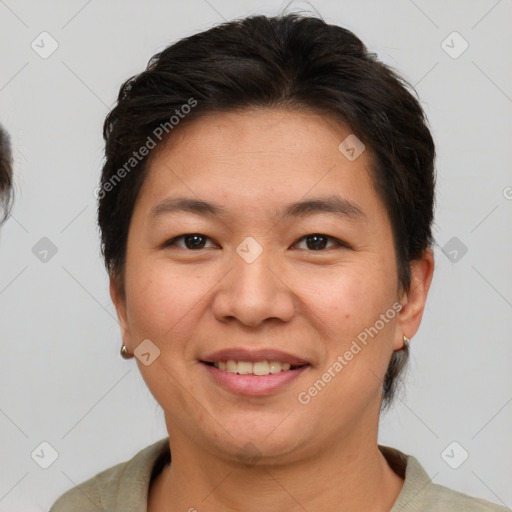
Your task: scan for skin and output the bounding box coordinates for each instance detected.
[111,108,434,512]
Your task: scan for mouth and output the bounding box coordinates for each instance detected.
[199,348,312,395]
[201,360,310,376]
[199,350,311,396]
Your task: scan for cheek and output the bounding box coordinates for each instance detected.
[300,264,394,338]
[300,263,398,397]
[124,261,209,341]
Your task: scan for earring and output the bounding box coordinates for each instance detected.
[403,336,410,350]
[120,345,133,359]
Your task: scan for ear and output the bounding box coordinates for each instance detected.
[110,273,131,350]
[394,248,435,350]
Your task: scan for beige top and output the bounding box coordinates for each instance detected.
[50,438,510,511]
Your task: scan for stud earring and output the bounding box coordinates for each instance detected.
[120,345,133,359]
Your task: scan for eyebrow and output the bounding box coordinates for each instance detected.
[149,195,365,222]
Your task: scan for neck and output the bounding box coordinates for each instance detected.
[149,415,404,512]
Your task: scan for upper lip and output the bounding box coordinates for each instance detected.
[201,348,310,365]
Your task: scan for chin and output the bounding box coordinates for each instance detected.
[208,417,311,464]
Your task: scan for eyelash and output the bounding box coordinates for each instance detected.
[163,233,350,251]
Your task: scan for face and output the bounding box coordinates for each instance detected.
[112,108,432,464]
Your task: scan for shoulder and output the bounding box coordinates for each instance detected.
[422,481,511,511]
[379,445,511,512]
[49,438,170,512]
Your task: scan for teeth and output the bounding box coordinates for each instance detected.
[237,361,253,375]
[213,360,297,375]
[253,361,269,375]
[226,360,237,373]
[269,361,282,374]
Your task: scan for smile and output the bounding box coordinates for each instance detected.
[200,360,310,396]
[205,360,306,376]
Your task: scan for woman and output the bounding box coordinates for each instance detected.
[50,13,509,512]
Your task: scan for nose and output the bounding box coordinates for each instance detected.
[212,246,295,328]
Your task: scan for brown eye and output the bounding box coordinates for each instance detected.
[294,234,347,251]
[165,233,215,250]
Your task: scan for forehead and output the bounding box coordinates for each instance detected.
[156,107,359,161]
[139,108,383,223]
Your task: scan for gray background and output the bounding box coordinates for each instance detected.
[1,0,511,510]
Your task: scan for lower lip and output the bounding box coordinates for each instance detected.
[201,363,310,396]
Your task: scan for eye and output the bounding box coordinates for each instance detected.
[293,233,349,251]
[162,233,349,251]
[163,233,217,250]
